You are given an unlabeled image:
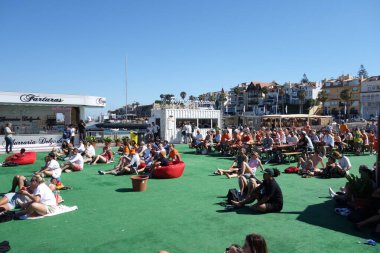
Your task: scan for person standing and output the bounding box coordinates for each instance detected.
[70,124,76,145]
[4,123,15,154]
[78,120,86,142]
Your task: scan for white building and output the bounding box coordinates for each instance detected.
[150,108,221,143]
[361,76,380,119]
[0,91,106,152]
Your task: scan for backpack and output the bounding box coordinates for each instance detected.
[226,188,240,204]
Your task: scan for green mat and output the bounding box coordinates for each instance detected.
[0,146,378,253]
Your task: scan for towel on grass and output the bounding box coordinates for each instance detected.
[27,205,78,220]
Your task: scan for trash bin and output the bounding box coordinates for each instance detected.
[130,131,138,144]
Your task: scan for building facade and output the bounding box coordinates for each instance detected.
[321,75,361,117]
[361,76,380,119]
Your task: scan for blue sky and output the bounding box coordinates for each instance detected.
[0,0,379,117]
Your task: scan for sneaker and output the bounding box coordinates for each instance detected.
[329,187,337,198]
[98,170,105,175]
[65,169,72,173]
[18,214,29,220]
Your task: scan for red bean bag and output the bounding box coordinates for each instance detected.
[5,152,37,165]
[152,161,185,179]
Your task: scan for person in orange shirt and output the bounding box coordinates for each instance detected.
[168,144,182,162]
[220,129,231,155]
[339,121,349,134]
[368,130,375,155]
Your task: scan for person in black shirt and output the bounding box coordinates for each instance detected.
[78,120,86,142]
[231,168,283,213]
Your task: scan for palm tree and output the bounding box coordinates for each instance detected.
[189,95,195,101]
[340,89,352,119]
[317,90,329,115]
[297,90,306,114]
[180,91,187,101]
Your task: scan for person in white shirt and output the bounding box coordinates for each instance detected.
[35,153,62,179]
[77,140,86,153]
[83,142,96,163]
[286,132,299,145]
[319,129,335,157]
[17,175,57,219]
[332,151,352,175]
[185,122,193,144]
[61,148,84,172]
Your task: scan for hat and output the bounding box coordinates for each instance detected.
[263,168,274,176]
[332,151,342,159]
[130,149,136,155]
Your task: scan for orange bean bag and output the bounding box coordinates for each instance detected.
[152,161,185,179]
[5,152,37,165]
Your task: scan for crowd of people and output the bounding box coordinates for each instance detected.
[0,135,183,220]
[1,119,379,250]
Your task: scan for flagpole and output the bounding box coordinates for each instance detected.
[125,56,128,122]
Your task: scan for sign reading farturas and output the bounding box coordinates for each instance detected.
[20,94,64,103]
[0,134,63,151]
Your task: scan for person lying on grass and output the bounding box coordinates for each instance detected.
[0,187,33,211]
[2,148,26,165]
[214,148,248,177]
[231,168,283,213]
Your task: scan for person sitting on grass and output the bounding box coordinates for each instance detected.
[2,148,26,165]
[16,175,57,219]
[99,149,142,175]
[168,144,182,162]
[61,148,84,173]
[214,148,248,177]
[231,168,283,213]
[332,151,352,176]
[83,141,96,163]
[237,152,264,193]
[225,233,268,253]
[34,152,61,179]
[297,158,314,178]
[90,146,113,165]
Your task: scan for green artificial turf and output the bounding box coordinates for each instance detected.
[0,146,378,253]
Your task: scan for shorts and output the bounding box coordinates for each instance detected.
[46,205,58,214]
[5,193,31,210]
[52,170,62,179]
[72,164,83,171]
[243,173,253,179]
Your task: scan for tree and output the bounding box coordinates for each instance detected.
[340,89,352,118]
[180,91,187,101]
[301,73,309,84]
[233,86,240,95]
[358,64,369,79]
[317,90,329,115]
[189,95,195,101]
[297,90,306,114]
